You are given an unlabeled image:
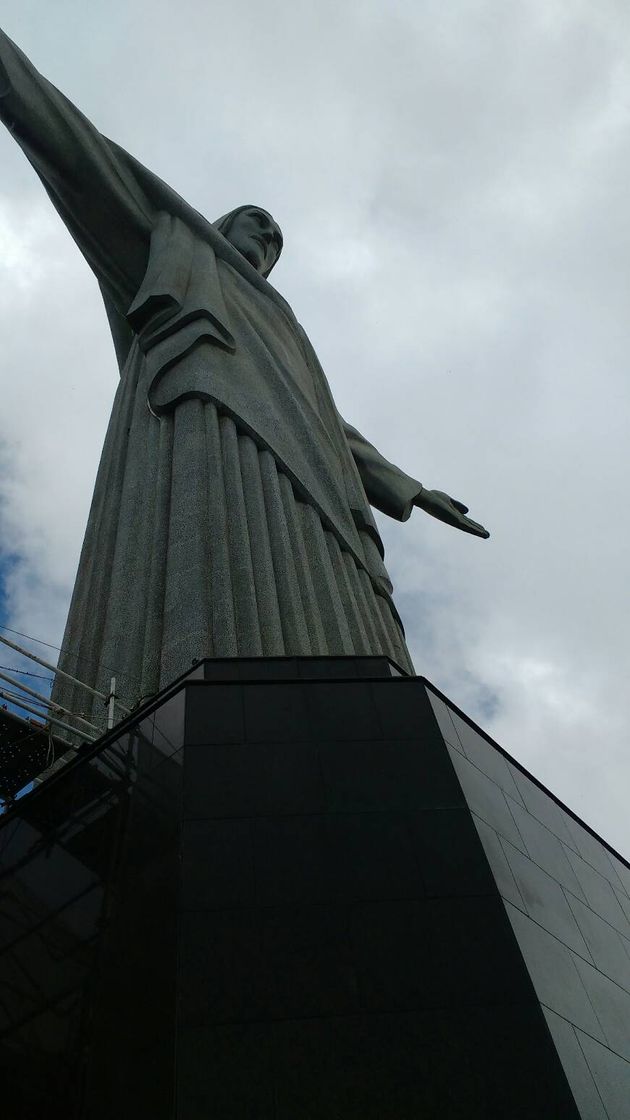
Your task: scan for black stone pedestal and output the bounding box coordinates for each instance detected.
[1,657,629,1118]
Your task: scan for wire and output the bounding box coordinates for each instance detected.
[0,622,133,687]
[0,664,53,682]
[1,687,47,706]
[0,623,71,653]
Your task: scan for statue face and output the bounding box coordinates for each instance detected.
[224,207,282,275]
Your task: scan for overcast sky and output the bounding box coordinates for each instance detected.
[0,1,629,850]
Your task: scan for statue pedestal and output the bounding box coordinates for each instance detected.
[2,657,629,1117]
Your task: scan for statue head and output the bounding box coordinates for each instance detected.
[214,205,283,277]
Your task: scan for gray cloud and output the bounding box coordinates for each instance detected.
[1,0,629,852]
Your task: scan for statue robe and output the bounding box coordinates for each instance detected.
[0,30,422,725]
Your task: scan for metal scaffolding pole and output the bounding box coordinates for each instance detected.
[0,668,99,733]
[0,631,131,715]
[0,687,97,741]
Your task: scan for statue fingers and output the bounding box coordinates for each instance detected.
[459,514,490,538]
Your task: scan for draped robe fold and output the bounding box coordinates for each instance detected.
[0,30,421,726]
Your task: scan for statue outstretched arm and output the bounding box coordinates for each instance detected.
[342,420,423,521]
[342,420,489,538]
[0,28,152,311]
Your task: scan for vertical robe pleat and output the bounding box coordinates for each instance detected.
[238,435,285,656]
[53,393,414,731]
[219,415,264,658]
[258,449,312,656]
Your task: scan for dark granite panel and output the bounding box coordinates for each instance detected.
[0,814,23,858]
[349,657,400,678]
[350,895,531,1012]
[201,659,242,680]
[238,658,299,679]
[177,1021,275,1120]
[179,905,359,1025]
[507,799,588,901]
[0,820,99,908]
[411,808,496,897]
[296,657,357,679]
[609,855,630,898]
[81,746,180,1120]
[3,903,98,1004]
[0,990,85,1120]
[0,719,180,1120]
[260,903,359,1018]
[112,752,181,884]
[613,886,630,925]
[184,683,244,744]
[136,686,186,758]
[83,874,177,1118]
[1,877,103,953]
[240,681,310,742]
[564,846,630,938]
[183,739,325,819]
[508,766,578,849]
[178,908,268,1026]
[272,1005,580,1119]
[542,1008,608,1120]
[299,657,396,679]
[181,819,256,910]
[251,812,424,907]
[426,690,460,747]
[571,954,630,1062]
[305,682,382,741]
[240,679,386,744]
[499,839,592,958]
[563,813,625,885]
[578,1029,630,1120]
[565,892,630,992]
[448,711,525,804]
[199,656,397,682]
[371,679,433,739]
[446,746,527,851]
[473,816,526,908]
[318,737,464,813]
[504,902,606,1041]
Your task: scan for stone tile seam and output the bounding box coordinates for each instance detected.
[563,889,630,974]
[451,758,529,853]
[178,890,500,914]
[176,997,544,1032]
[181,806,473,822]
[462,756,628,902]
[571,1018,615,1120]
[543,1001,630,1083]
[425,682,630,880]
[497,829,630,952]
[450,736,527,811]
[505,902,629,1054]
[540,1011,611,1120]
[472,814,529,912]
[496,872,598,974]
[500,861,630,989]
[0,888,101,953]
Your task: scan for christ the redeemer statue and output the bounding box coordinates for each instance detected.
[0,29,488,722]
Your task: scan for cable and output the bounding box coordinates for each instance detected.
[0,622,133,688]
[1,687,47,706]
[0,687,96,741]
[0,668,99,732]
[0,664,53,681]
[0,632,132,714]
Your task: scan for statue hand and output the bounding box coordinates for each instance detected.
[414,489,490,538]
